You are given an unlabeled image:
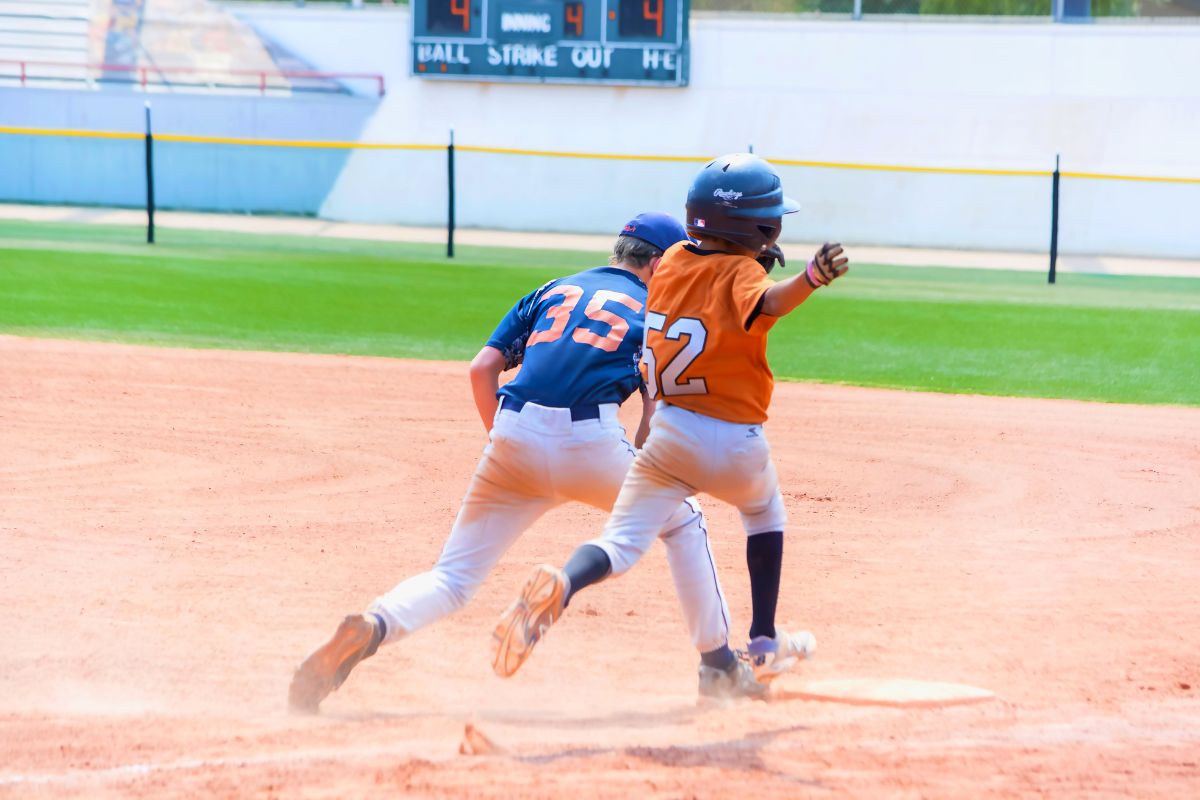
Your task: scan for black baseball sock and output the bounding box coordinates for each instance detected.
[701,645,737,672]
[369,612,388,644]
[746,531,784,641]
[563,544,612,605]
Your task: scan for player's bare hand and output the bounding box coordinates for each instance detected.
[805,242,849,287]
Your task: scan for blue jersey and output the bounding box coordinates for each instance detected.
[486,267,648,408]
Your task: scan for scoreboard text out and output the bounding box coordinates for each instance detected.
[412,0,690,86]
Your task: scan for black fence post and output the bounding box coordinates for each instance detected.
[144,101,155,245]
[447,128,456,259]
[1048,154,1060,285]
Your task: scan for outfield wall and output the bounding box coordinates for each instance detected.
[230,8,1200,258]
[2,9,1197,257]
[0,90,377,214]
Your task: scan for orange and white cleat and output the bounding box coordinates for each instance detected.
[491,564,568,678]
[288,614,381,714]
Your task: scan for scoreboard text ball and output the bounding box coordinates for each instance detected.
[412,0,690,86]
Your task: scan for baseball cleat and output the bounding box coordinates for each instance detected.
[491,564,567,678]
[747,629,816,684]
[288,613,381,714]
[698,654,769,701]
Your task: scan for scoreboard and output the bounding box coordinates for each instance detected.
[411,0,690,86]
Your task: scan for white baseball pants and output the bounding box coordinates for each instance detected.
[368,401,733,653]
[588,402,787,576]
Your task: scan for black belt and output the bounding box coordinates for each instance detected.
[501,397,601,421]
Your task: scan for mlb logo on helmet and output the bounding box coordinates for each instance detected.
[693,218,706,227]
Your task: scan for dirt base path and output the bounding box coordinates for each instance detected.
[2,336,1198,798]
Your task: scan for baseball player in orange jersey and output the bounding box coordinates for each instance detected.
[288,213,766,714]
[491,154,850,690]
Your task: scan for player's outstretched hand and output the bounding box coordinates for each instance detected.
[805,243,850,287]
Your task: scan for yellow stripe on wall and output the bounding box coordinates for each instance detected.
[2,126,1198,184]
[770,158,1051,178]
[0,125,141,141]
[455,145,710,163]
[1061,170,1200,185]
[0,126,441,150]
[156,134,443,150]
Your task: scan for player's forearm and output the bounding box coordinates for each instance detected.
[469,347,506,433]
[762,243,850,318]
[634,419,651,449]
[628,388,657,450]
[760,274,817,318]
[634,389,655,449]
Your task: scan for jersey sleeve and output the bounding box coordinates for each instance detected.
[485,282,552,370]
[730,258,778,334]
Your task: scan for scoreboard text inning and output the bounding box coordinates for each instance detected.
[412,0,690,87]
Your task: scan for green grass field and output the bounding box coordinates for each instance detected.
[2,219,1198,405]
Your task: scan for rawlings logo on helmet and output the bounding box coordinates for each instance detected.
[713,189,743,201]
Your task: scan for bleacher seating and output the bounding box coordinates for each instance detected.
[0,0,93,87]
[0,0,350,95]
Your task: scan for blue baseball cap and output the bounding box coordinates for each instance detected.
[619,212,692,253]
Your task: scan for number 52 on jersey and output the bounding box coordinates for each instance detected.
[643,311,708,399]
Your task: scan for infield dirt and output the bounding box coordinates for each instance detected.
[2,335,1198,798]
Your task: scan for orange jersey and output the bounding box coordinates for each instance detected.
[641,243,777,424]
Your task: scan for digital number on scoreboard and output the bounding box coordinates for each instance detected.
[412,0,689,86]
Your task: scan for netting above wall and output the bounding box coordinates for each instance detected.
[239,0,1200,16]
[692,0,1194,15]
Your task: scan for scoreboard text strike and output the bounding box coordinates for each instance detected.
[412,0,690,86]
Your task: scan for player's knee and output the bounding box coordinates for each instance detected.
[741,500,787,535]
[660,505,705,543]
[434,567,480,611]
[601,538,651,576]
[661,524,702,555]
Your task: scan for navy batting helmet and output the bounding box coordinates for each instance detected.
[685,153,799,252]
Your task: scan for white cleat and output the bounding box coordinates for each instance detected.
[747,629,816,683]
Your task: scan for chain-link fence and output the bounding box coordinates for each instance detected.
[250,0,1200,19]
[692,0,1196,16]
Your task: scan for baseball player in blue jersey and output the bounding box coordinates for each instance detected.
[288,213,763,713]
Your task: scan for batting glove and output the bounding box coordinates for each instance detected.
[805,242,850,288]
